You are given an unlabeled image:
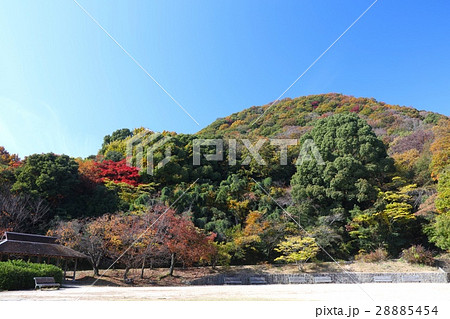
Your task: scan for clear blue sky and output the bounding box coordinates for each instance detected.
[1,0,449,158]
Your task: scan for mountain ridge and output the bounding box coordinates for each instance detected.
[198,93,446,143]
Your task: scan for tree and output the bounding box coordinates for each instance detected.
[11,153,80,219]
[232,210,289,263]
[50,214,152,279]
[101,213,153,280]
[427,213,450,252]
[430,118,450,180]
[390,130,434,154]
[76,159,102,189]
[435,168,450,214]
[100,128,132,155]
[274,236,319,270]
[346,186,418,254]
[290,113,393,254]
[392,149,420,179]
[102,128,132,147]
[0,147,19,187]
[426,168,450,252]
[160,210,216,276]
[103,180,155,212]
[74,158,119,218]
[0,146,20,167]
[96,159,141,187]
[12,153,79,199]
[0,185,49,233]
[49,217,110,276]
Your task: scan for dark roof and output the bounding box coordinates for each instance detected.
[2,232,57,244]
[0,232,87,259]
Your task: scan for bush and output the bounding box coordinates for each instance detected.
[0,260,63,291]
[400,245,434,266]
[355,248,388,262]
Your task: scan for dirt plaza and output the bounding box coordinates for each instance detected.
[0,283,449,301]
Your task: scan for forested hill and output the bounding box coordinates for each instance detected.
[1,93,449,269]
[199,93,445,148]
[199,93,448,186]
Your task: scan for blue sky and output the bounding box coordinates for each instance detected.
[0,0,449,158]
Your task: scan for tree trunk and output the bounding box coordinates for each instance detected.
[124,266,130,281]
[169,253,175,276]
[140,257,146,279]
[90,255,100,276]
[93,265,99,276]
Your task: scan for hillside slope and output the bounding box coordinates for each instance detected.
[199,93,445,152]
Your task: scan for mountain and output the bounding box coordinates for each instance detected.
[199,93,444,146]
[2,93,449,265]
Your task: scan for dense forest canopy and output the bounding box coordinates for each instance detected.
[1,93,449,273]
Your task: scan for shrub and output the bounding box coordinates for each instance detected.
[0,260,63,291]
[355,248,388,262]
[400,245,434,266]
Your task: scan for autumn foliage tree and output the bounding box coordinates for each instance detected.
[49,217,110,276]
[0,146,20,167]
[274,236,319,270]
[76,159,102,189]
[98,208,217,279]
[162,210,217,276]
[231,210,288,263]
[49,205,217,280]
[430,118,450,180]
[96,159,141,186]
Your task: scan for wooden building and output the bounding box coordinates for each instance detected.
[0,232,87,281]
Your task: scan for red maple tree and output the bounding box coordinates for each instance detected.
[161,210,217,276]
[95,159,141,186]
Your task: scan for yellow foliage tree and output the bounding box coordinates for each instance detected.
[430,118,450,180]
[274,236,319,270]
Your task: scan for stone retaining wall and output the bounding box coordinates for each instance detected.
[190,271,448,285]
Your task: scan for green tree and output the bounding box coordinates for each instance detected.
[100,128,132,155]
[12,153,80,219]
[427,213,450,252]
[290,113,393,254]
[347,186,418,254]
[435,168,450,214]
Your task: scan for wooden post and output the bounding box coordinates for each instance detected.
[63,260,67,279]
[73,258,78,282]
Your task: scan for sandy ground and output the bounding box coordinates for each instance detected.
[0,283,449,301]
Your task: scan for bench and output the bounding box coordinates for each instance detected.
[314,276,332,283]
[402,275,421,283]
[373,275,393,283]
[223,277,242,285]
[249,276,267,285]
[288,276,307,284]
[34,277,60,290]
